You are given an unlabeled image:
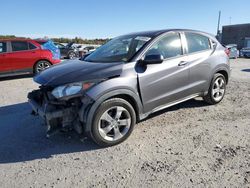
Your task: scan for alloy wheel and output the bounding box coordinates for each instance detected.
[212,77,225,102]
[69,52,76,59]
[36,61,51,73]
[98,106,131,141]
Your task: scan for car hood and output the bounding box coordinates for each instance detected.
[34,60,123,87]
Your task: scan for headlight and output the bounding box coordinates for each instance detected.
[51,81,96,99]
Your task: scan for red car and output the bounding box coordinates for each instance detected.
[0,39,61,77]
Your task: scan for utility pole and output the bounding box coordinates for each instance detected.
[217,11,221,35]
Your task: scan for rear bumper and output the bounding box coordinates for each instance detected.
[51,59,61,65]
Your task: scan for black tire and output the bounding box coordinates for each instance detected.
[34,60,51,74]
[68,51,77,59]
[203,73,227,105]
[91,98,136,147]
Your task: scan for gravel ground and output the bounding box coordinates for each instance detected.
[0,59,249,188]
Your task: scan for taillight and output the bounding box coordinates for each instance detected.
[225,48,230,57]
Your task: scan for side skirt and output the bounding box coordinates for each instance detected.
[0,68,33,78]
[139,93,202,120]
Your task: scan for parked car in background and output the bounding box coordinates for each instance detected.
[54,42,65,49]
[239,38,250,58]
[83,46,97,54]
[0,39,60,77]
[226,44,238,59]
[35,40,61,60]
[54,42,79,59]
[76,44,85,52]
[28,29,230,146]
[240,47,250,58]
[77,45,98,58]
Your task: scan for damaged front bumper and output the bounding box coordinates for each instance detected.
[28,89,93,136]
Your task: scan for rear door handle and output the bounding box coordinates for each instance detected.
[178,61,188,66]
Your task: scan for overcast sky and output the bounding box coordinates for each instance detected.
[1,0,250,39]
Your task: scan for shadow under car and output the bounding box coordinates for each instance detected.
[0,102,99,164]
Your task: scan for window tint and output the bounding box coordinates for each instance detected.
[146,33,182,59]
[185,33,211,53]
[0,42,7,53]
[29,42,37,50]
[12,41,28,52]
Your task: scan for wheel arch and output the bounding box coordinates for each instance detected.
[106,93,140,121]
[83,89,143,135]
[215,69,229,84]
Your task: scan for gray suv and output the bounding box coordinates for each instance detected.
[28,29,230,146]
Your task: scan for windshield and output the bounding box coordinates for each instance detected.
[84,35,151,63]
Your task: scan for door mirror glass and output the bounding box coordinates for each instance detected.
[143,54,164,64]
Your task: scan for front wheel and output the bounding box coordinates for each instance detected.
[68,51,77,59]
[91,98,136,147]
[203,73,227,104]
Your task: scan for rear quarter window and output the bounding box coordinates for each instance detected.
[28,42,37,50]
[185,33,211,54]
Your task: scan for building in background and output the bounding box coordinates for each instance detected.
[221,23,250,49]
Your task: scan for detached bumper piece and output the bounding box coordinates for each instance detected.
[28,89,87,137]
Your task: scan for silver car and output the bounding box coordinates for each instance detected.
[28,29,230,146]
[226,44,238,59]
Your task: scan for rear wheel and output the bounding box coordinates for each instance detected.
[91,98,136,147]
[203,73,226,104]
[34,60,51,74]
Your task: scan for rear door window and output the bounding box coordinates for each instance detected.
[185,33,211,54]
[0,42,7,53]
[11,41,29,52]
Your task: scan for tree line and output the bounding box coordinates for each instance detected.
[52,37,110,45]
[0,35,110,45]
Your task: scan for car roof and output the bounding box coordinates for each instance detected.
[0,38,44,48]
[0,38,35,42]
[122,29,215,39]
[35,39,48,42]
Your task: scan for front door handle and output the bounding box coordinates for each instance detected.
[178,61,188,66]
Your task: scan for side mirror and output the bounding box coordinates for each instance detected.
[142,54,164,64]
